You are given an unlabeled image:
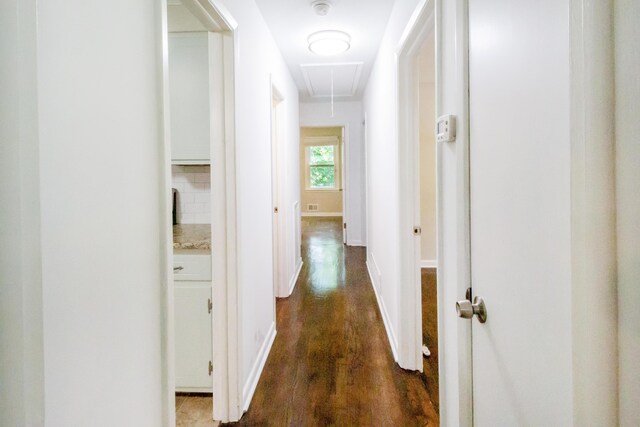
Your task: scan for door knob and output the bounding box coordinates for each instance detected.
[456,296,487,323]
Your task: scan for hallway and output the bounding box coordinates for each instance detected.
[230,217,438,426]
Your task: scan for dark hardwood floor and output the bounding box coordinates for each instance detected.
[226,217,439,426]
[421,268,439,412]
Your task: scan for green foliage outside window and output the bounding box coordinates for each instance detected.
[308,145,336,188]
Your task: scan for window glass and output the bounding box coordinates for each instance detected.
[308,145,335,188]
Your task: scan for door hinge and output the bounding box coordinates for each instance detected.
[343,223,347,229]
[208,360,213,376]
[413,226,422,236]
[207,298,212,314]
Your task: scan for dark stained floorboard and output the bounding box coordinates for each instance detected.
[226,217,439,426]
[421,268,439,412]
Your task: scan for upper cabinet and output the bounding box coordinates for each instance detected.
[169,32,217,164]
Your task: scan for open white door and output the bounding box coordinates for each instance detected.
[271,86,285,299]
[467,0,573,425]
[341,126,347,244]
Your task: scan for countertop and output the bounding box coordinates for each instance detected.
[173,224,211,250]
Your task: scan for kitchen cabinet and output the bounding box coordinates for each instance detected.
[168,32,219,164]
[174,253,212,392]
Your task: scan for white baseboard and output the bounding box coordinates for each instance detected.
[242,322,276,412]
[287,258,303,296]
[301,212,343,217]
[420,259,437,269]
[366,257,398,362]
[347,240,365,247]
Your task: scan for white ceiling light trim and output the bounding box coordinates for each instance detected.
[307,30,351,56]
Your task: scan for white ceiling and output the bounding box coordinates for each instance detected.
[255,0,396,102]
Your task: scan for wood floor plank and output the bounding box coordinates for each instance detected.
[226,217,439,426]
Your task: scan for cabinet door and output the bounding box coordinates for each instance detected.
[169,33,210,163]
[175,283,212,391]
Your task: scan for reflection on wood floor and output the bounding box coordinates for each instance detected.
[226,217,439,426]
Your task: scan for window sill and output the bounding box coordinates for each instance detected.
[305,188,342,192]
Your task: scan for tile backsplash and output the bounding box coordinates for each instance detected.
[172,165,211,224]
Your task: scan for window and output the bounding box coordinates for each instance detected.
[308,145,336,188]
[303,136,340,190]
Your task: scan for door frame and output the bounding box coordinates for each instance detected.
[299,124,348,229]
[396,0,434,373]
[160,0,242,423]
[396,0,473,424]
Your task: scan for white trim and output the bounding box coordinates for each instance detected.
[287,258,303,296]
[348,240,365,247]
[570,0,618,423]
[420,260,437,269]
[158,3,176,426]
[433,0,474,424]
[172,160,211,166]
[301,212,343,217]
[242,322,276,412]
[366,258,399,362]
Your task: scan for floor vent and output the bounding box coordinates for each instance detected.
[307,204,319,211]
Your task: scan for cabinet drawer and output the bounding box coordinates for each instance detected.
[173,254,211,281]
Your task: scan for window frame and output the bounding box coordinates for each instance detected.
[302,136,341,191]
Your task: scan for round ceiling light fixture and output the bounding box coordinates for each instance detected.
[307,30,351,56]
[311,1,332,16]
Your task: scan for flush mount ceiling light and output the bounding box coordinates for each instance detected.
[307,30,351,56]
[311,0,332,16]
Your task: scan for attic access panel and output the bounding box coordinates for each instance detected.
[300,62,363,98]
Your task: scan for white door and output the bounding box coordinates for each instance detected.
[468,0,573,425]
[271,93,281,299]
[341,126,347,245]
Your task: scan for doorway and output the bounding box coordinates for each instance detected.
[416,30,438,411]
[300,127,346,241]
[162,0,240,424]
[396,0,441,415]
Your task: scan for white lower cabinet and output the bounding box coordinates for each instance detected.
[174,254,212,392]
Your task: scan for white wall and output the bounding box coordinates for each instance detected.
[615,0,640,424]
[2,2,173,425]
[419,80,436,263]
[214,0,300,410]
[0,0,44,425]
[419,33,436,265]
[300,101,366,246]
[1,0,301,424]
[420,83,438,267]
